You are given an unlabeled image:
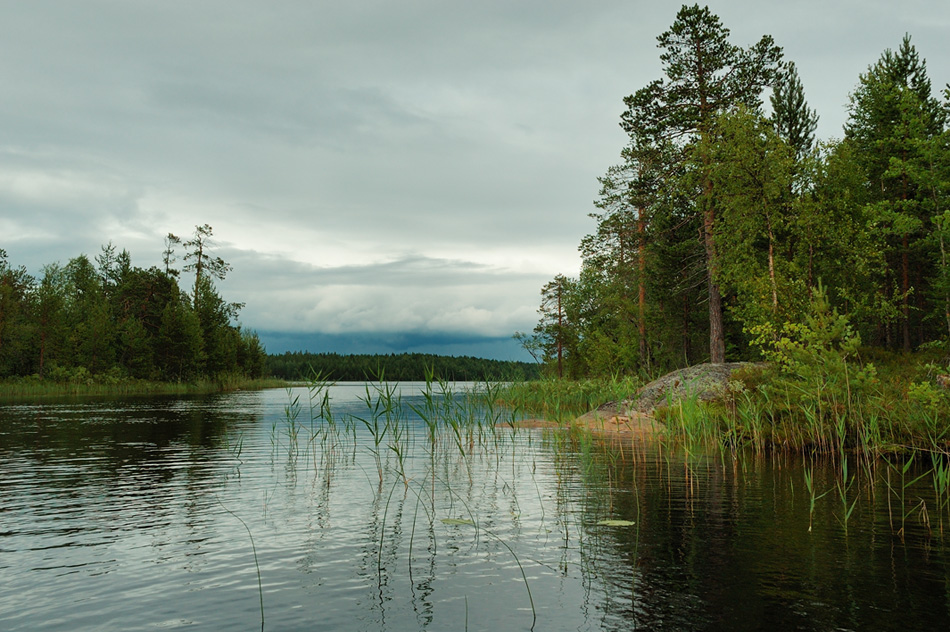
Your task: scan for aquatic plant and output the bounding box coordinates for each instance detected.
[495,376,642,423]
[215,496,264,631]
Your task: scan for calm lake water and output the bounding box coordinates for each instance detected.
[2,383,950,631]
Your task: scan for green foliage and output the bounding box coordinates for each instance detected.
[745,285,880,441]
[531,9,950,381]
[0,229,266,385]
[158,296,205,381]
[843,34,947,350]
[770,61,819,161]
[0,249,35,377]
[706,106,808,334]
[621,3,784,364]
[496,376,642,423]
[747,284,862,371]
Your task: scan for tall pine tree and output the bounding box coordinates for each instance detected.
[621,4,783,362]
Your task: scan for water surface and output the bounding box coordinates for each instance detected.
[1,384,949,630]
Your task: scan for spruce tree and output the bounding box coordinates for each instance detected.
[770,61,819,162]
[845,34,945,349]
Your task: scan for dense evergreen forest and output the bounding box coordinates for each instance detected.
[0,225,266,382]
[267,351,540,382]
[522,5,950,379]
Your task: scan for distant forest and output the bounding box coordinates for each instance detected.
[267,351,540,382]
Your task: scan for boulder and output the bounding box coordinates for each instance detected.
[620,362,764,414]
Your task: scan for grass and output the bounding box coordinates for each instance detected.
[0,375,289,401]
[495,375,642,423]
[275,371,544,629]
[488,351,950,542]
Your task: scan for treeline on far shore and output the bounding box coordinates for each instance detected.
[267,351,541,382]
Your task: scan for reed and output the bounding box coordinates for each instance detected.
[835,455,859,534]
[215,496,264,632]
[495,376,642,424]
[803,463,831,532]
[884,454,931,538]
[355,379,398,485]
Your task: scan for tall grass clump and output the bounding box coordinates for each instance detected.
[654,390,718,448]
[496,375,642,423]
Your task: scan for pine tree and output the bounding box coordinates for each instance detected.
[706,107,803,332]
[0,250,35,377]
[35,264,69,377]
[621,4,783,363]
[158,296,204,381]
[535,275,573,378]
[163,233,182,278]
[183,224,232,310]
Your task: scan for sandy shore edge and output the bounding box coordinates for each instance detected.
[505,409,664,437]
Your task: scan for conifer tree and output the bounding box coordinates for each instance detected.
[621,4,783,362]
[183,224,232,310]
[845,34,945,349]
[535,275,573,378]
[0,250,35,377]
[35,263,68,377]
[770,61,819,163]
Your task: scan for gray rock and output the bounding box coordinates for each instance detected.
[620,362,764,414]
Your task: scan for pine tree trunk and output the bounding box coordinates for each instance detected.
[940,229,950,339]
[704,187,726,363]
[556,286,563,379]
[638,210,648,368]
[767,213,778,312]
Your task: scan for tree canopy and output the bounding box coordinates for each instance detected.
[0,226,266,382]
[524,7,950,378]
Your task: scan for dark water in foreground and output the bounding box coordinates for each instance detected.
[1,384,949,631]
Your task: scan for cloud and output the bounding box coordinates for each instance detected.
[228,250,545,337]
[1,0,948,357]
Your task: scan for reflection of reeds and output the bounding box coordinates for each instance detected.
[281,370,950,628]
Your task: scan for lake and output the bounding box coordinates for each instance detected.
[2,382,949,631]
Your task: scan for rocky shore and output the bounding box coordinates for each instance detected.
[514,362,765,437]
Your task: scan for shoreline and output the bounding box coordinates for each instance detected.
[508,409,664,437]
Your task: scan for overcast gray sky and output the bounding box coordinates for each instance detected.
[2,1,948,359]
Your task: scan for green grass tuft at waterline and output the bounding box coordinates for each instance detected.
[494,350,950,457]
[0,375,289,401]
[495,375,642,423]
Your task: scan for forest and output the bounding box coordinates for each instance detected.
[522,5,950,380]
[267,351,539,382]
[0,225,267,383]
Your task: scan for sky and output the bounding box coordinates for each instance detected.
[2,1,949,361]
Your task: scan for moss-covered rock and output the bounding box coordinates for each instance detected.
[621,362,767,413]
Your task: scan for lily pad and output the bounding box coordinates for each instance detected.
[441,518,476,526]
[597,519,636,526]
